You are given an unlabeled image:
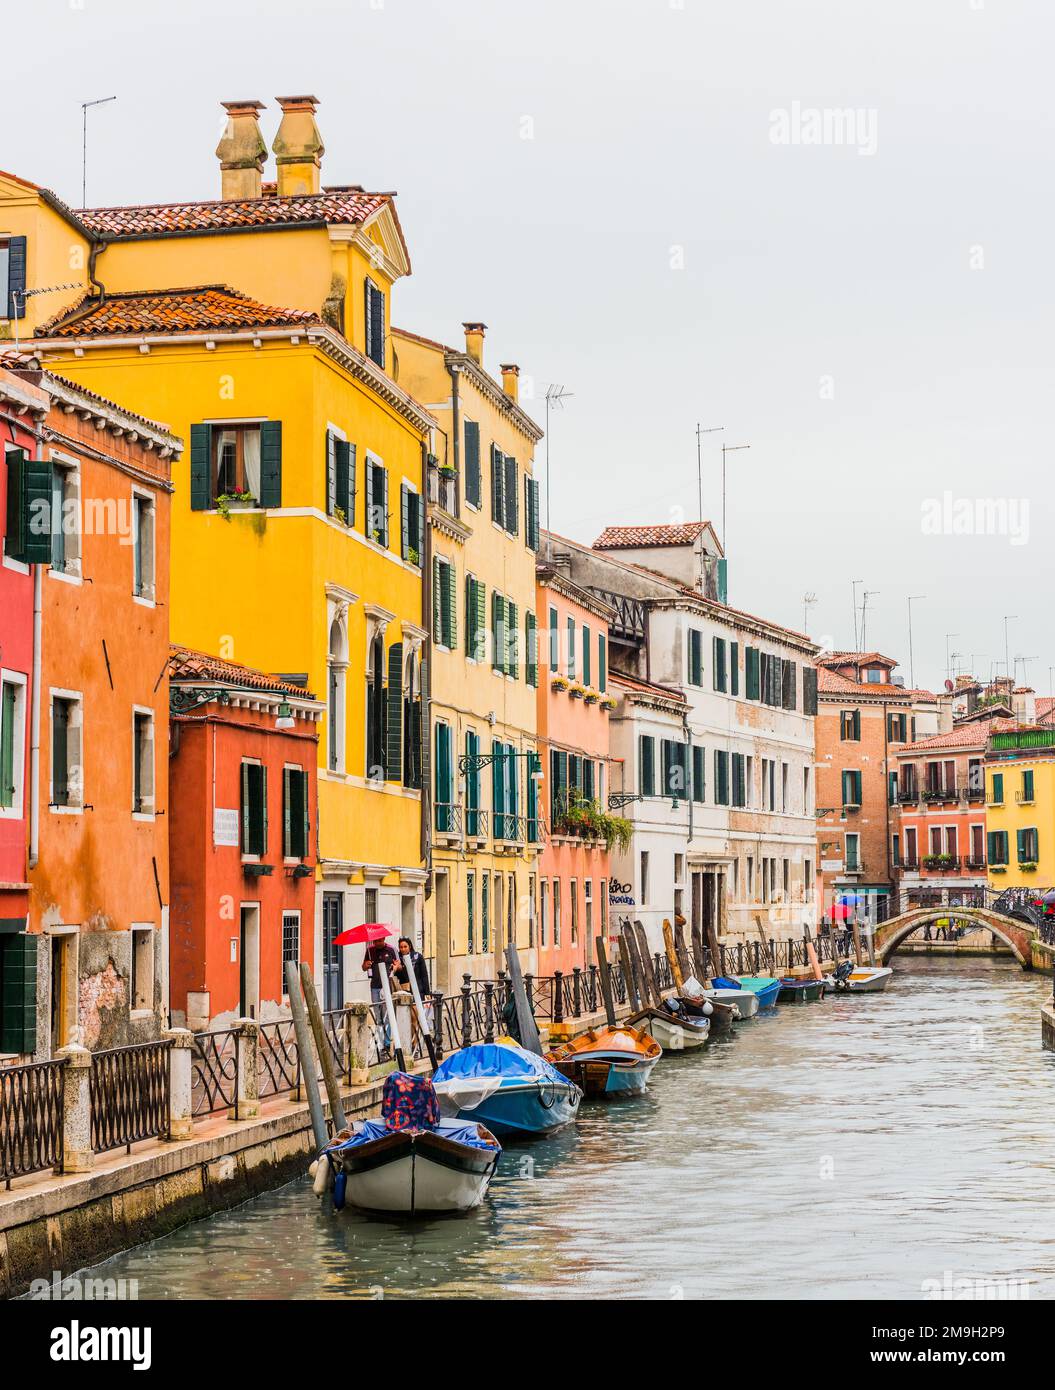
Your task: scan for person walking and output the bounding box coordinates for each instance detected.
[363,937,399,1053]
[394,936,433,1036]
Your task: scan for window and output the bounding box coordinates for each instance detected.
[283,766,310,859]
[465,574,487,661]
[240,760,267,856]
[662,739,689,799]
[524,474,540,550]
[130,927,154,1014]
[842,769,862,808]
[711,635,725,691]
[526,611,538,687]
[0,675,26,814]
[503,455,518,535]
[402,652,422,790]
[433,556,457,649]
[987,830,1008,866]
[434,722,454,831]
[539,878,548,948]
[365,277,386,368]
[3,235,25,320]
[687,629,703,686]
[692,745,705,803]
[804,859,813,896]
[989,772,1004,805]
[888,712,907,742]
[567,616,576,677]
[464,731,482,835]
[639,735,656,796]
[1020,769,1035,803]
[802,666,818,716]
[132,709,155,816]
[490,444,505,525]
[598,634,607,693]
[845,833,860,870]
[365,457,389,546]
[466,872,476,955]
[553,878,562,947]
[464,420,481,507]
[583,625,592,686]
[714,749,730,806]
[492,592,508,673]
[327,617,347,774]
[481,873,490,953]
[781,762,789,811]
[1017,827,1039,864]
[840,710,861,741]
[584,879,593,947]
[214,424,261,501]
[548,606,559,671]
[888,771,898,805]
[803,765,811,813]
[640,851,649,905]
[401,485,423,565]
[366,634,386,779]
[904,826,918,867]
[731,752,747,807]
[190,421,281,510]
[132,492,155,600]
[570,879,579,945]
[50,692,83,810]
[49,461,79,577]
[282,913,300,985]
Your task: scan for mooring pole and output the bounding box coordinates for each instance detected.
[284,961,328,1152]
[378,964,407,1072]
[299,962,347,1131]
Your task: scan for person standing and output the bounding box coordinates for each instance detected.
[394,936,433,1032]
[363,937,399,1051]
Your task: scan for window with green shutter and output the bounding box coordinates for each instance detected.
[662,740,689,799]
[549,606,559,671]
[524,475,540,550]
[802,665,818,716]
[328,434,355,524]
[1022,769,1035,803]
[0,680,18,809]
[503,455,518,534]
[0,930,37,1056]
[527,750,541,840]
[990,772,1004,804]
[550,748,568,821]
[490,444,505,524]
[385,643,404,781]
[731,752,746,807]
[366,459,388,545]
[987,829,1007,865]
[567,616,576,678]
[708,634,722,691]
[598,633,607,693]
[365,278,385,368]
[4,448,52,563]
[259,420,282,509]
[526,611,537,686]
[464,421,481,507]
[465,731,480,836]
[714,749,730,805]
[582,625,591,686]
[492,592,506,672]
[745,646,760,700]
[693,745,705,803]
[435,723,453,831]
[283,766,310,859]
[842,769,862,807]
[434,557,456,649]
[730,641,739,696]
[401,486,422,564]
[241,761,267,856]
[492,738,507,838]
[506,600,518,678]
[640,736,655,796]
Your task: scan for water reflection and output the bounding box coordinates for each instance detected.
[73,958,1055,1300]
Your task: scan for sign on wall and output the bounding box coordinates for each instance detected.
[214,808,240,847]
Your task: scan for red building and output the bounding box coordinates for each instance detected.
[0,365,48,1057]
[168,646,322,1031]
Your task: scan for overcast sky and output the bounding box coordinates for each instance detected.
[6,0,1052,695]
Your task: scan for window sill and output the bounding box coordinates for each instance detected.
[48,568,82,587]
[133,594,156,609]
[49,803,83,816]
[132,811,156,823]
[129,1008,153,1021]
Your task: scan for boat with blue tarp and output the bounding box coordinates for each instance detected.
[712,974,783,1011]
[431,1041,582,1138]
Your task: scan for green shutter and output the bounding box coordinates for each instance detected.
[5,448,26,559]
[526,611,537,686]
[1024,770,1035,801]
[334,438,351,521]
[435,723,451,829]
[731,642,739,696]
[282,766,292,856]
[491,445,504,523]
[992,772,1003,803]
[432,556,442,642]
[504,455,518,534]
[693,745,705,803]
[5,236,26,320]
[640,736,655,796]
[258,421,282,508]
[300,770,310,858]
[492,738,505,837]
[400,484,410,559]
[525,475,540,550]
[442,560,457,650]
[0,931,37,1055]
[1017,828,1028,862]
[583,625,591,686]
[746,646,760,700]
[465,576,475,657]
[465,731,479,834]
[385,643,403,781]
[802,665,817,715]
[241,761,251,852]
[0,683,15,808]
[464,421,481,506]
[492,592,504,672]
[260,764,268,854]
[598,634,607,693]
[21,456,52,565]
[987,830,998,865]
[506,600,518,678]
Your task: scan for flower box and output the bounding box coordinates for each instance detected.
[550,675,569,692]
[583,690,600,705]
[568,683,586,700]
[599,695,616,712]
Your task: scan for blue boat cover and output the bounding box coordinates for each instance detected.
[433,1042,573,1089]
[710,976,743,990]
[327,1118,498,1153]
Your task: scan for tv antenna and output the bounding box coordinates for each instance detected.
[81,96,117,208]
[802,591,817,635]
[543,383,573,560]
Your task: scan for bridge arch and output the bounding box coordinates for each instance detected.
[873,908,1037,969]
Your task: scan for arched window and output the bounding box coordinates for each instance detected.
[366,633,386,780]
[327,617,348,773]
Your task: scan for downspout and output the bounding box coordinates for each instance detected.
[882,699,891,915]
[681,705,693,845]
[420,428,433,894]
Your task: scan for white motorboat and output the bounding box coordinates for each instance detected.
[635,1006,710,1052]
[835,965,894,994]
[704,987,757,1018]
[323,1117,501,1215]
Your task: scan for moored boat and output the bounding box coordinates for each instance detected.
[431,1041,582,1138]
[835,964,893,994]
[546,1024,661,1098]
[632,1000,710,1052]
[777,977,827,1003]
[321,1071,501,1216]
[702,986,758,1019]
[713,974,783,1011]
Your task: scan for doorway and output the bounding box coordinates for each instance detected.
[239,905,260,1019]
[322,893,344,1011]
[49,931,77,1052]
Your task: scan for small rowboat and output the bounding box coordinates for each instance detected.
[713,975,783,1011]
[777,977,827,1003]
[703,987,758,1019]
[631,1002,710,1052]
[547,1024,661,1098]
[835,965,893,994]
[431,1041,582,1138]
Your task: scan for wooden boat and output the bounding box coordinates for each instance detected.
[834,964,893,994]
[679,992,738,1031]
[546,1024,661,1098]
[701,987,758,1020]
[431,1041,581,1138]
[777,977,827,1003]
[713,974,782,1010]
[630,1002,710,1052]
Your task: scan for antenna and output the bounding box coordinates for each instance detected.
[860,589,879,651]
[802,591,817,635]
[695,422,723,525]
[81,96,117,208]
[11,282,82,352]
[720,442,750,554]
[543,383,573,561]
[906,595,925,691]
[851,579,863,649]
[945,632,959,684]
[1002,615,1017,688]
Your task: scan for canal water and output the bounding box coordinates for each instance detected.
[77,956,1055,1300]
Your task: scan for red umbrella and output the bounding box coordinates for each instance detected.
[332,922,394,947]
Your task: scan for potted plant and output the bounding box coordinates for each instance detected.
[568,681,586,700]
[1020,861,1039,872]
[407,545,420,566]
[215,489,255,519]
[600,694,617,712]
[333,504,347,525]
[438,463,457,479]
[583,689,600,705]
[371,527,386,546]
[550,673,569,692]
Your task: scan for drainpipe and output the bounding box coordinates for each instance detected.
[28,421,45,868]
[882,699,891,917]
[681,706,693,846]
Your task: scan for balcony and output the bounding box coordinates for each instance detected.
[922,785,958,804]
[964,855,987,871]
[434,802,463,844]
[921,854,961,873]
[894,856,919,872]
[1015,790,1036,805]
[494,813,526,849]
[897,788,921,805]
[464,807,488,841]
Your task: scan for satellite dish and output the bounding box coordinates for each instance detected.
[944,679,954,691]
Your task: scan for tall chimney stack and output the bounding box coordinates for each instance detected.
[500,363,520,402]
[215,101,267,200]
[463,322,486,365]
[273,95,324,196]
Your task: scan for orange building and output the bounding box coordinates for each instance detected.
[16,366,179,1056]
[168,647,323,1032]
[535,567,615,975]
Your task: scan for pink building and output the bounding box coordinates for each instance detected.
[535,568,614,976]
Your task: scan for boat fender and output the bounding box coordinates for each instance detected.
[312,1157,333,1197]
[333,1170,347,1211]
[699,1000,713,1016]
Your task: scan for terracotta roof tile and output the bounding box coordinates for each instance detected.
[819,651,898,668]
[816,666,932,700]
[897,721,999,752]
[77,189,392,238]
[609,672,686,703]
[594,522,711,550]
[168,645,316,700]
[39,286,319,338]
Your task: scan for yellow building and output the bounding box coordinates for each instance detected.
[5,97,434,1010]
[984,726,1055,888]
[393,324,543,989]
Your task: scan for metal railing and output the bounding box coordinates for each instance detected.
[191,1028,239,1116]
[494,813,525,843]
[434,802,463,835]
[90,1040,171,1154]
[464,806,488,839]
[1,1058,65,1185]
[258,1018,299,1099]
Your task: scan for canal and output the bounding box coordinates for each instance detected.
[75,956,1055,1300]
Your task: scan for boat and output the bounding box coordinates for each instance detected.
[546,1024,662,1098]
[713,974,783,1011]
[320,1071,501,1215]
[701,987,757,1019]
[832,964,894,994]
[630,998,710,1051]
[777,977,827,1003]
[431,1041,582,1138]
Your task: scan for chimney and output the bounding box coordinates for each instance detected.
[215,101,267,200]
[462,322,487,365]
[273,95,324,196]
[1013,687,1037,724]
[500,363,519,402]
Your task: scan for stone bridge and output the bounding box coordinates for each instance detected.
[873,907,1040,969]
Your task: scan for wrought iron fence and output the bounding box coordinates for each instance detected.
[0,1058,65,1185]
[258,1018,299,1099]
[191,1027,239,1116]
[90,1040,171,1154]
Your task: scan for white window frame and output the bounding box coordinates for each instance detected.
[131,484,157,606]
[539,878,548,948]
[0,668,28,821]
[240,756,265,863]
[49,686,84,814]
[364,448,387,547]
[132,704,156,820]
[47,450,82,585]
[281,910,301,994]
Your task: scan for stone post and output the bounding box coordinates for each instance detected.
[56,1043,93,1174]
[347,1002,371,1086]
[393,990,414,1064]
[162,1027,194,1140]
[231,1018,259,1121]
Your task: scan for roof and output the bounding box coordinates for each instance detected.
[76,189,392,239]
[897,721,1000,753]
[594,522,711,550]
[168,645,316,700]
[609,672,686,703]
[819,651,898,669]
[39,285,320,338]
[816,666,933,700]
[1037,697,1055,723]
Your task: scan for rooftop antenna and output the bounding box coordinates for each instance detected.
[945,632,959,684]
[1014,655,1037,688]
[1003,615,1017,688]
[860,589,879,651]
[11,282,82,353]
[802,591,817,635]
[81,96,117,208]
[907,594,925,691]
[720,442,750,555]
[695,422,723,525]
[543,384,574,562]
[851,579,863,649]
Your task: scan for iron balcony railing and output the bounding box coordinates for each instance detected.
[435,801,463,835]
[464,806,488,839]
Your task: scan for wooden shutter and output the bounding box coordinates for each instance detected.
[0,932,37,1055]
[385,643,403,782]
[1017,828,1028,862]
[400,484,410,559]
[582,624,591,686]
[802,666,818,716]
[334,438,351,521]
[730,642,739,696]
[259,421,282,508]
[19,451,52,566]
[526,611,537,686]
[504,454,518,534]
[365,459,375,538]
[598,634,607,692]
[492,738,505,837]
[693,745,705,803]
[6,236,27,319]
[506,600,518,677]
[299,770,310,859]
[986,830,998,864]
[524,475,540,550]
[746,646,760,700]
[710,635,720,690]
[379,466,389,545]
[241,760,251,852]
[783,661,797,710]
[491,445,504,523]
[0,683,15,807]
[4,448,26,560]
[435,723,451,827]
[282,766,292,857]
[465,575,476,656]
[365,280,385,367]
[442,560,457,650]
[464,421,481,506]
[492,591,504,671]
[640,736,655,796]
